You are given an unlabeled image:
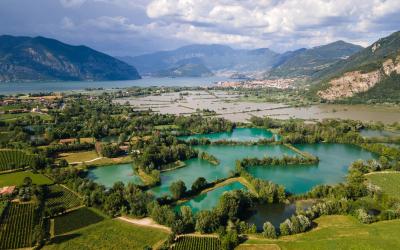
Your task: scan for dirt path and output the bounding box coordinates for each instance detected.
[117,216,171,232]
[70,157,104,165]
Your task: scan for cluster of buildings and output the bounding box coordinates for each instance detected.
[215,78,297,89]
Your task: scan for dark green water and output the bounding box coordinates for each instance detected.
[178,127,277,141]
[150,144,296,197]
[176,182,246,213]
[360,129,400,138]
[248,143,377,194]
[87,163,142,188]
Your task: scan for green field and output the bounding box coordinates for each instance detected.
[0,171,53,186]
[46,185,82,211]
[366,172,400,199]
[44,219,169,250]
[0,149,37,172]
[0,202,38,249]
[172,236,221,250]
[241,215,400,250]
[54,207,106,235]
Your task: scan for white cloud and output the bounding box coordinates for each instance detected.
[60,0,86,8]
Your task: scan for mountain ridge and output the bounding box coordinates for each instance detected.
[0,35,141,83]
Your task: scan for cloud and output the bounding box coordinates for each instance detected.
[60,0,86,8]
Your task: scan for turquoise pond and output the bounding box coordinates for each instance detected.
[87,143,377,195]
[150,144,296,197]
[176,182,246,213]
[247,143,377,194]
[87,163,142,188]
[178,127,278,141]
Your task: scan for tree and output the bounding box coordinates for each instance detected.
[220,231,239,250]
[170,180,187,199]
[191,177,208,193]
[279,220,291,236]
[262,221,277,239]
[180,206,195,232]
[59,159,69,168]
[195,210,219,233]
[23,177,32,186]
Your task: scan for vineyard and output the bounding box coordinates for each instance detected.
[0,149,36,172]
[53,207,106,235]
[172,236,221,250]
[46,184,82,210]
[0,202,37,249]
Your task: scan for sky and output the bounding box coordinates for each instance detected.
[0,0,399,56]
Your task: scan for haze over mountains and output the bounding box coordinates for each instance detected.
[119,41,363,78]
[0,35,141,82]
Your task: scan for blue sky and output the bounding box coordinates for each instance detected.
[0,0,399,56]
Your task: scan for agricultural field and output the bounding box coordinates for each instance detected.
[0,171,53,186]
[172,236,221,250]
[0,112,52,122]
[366,172,400,199]
[44,219,169,250]
[0,202,38,249]
[58,150,99,164]
[46,185,82,210]
[0,201,8,219]
[0,149,36,172]
[53,207,106,235]
[241,215,400,250]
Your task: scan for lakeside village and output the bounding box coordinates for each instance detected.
[215,78,299,89]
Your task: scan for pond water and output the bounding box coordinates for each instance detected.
[176,182,246,213]
[87,163,142,188]
[101,135,119,143]
[360,129,400,138]
[150,144,296,197]
[178,127,277,141]
[248,143,377,194]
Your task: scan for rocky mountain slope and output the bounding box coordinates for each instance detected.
[0,35,141,82]
[315,31,400,101]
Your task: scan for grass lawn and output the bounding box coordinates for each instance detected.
[88,155,132,166]
[0,171,53,186]
[241,215,400,250]
[366,172,400,199]
[44,219,169,250]
[58,151,99,163]
[53,207,106,235]
[0,112,52,122]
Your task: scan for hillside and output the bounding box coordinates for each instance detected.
[119,44,279,76]
[0,35,141,82]
[315,31,400,102]
[266,41,363,78]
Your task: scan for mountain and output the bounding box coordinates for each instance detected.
[119,44,279,76]
[155,57,213,77]
[0,35,141,82]
[266,41,364,78]
[315,31,400,102]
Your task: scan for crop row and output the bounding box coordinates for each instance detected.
[0,150,36,172]
[46,184,82,210]
[0,203,36,249]
[172,236,221,250]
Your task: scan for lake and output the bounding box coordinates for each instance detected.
[150,144,297,197]
[0,76,228,94]
[87,163,142,188]
[178,127,277,141]
[247,143,377,194]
